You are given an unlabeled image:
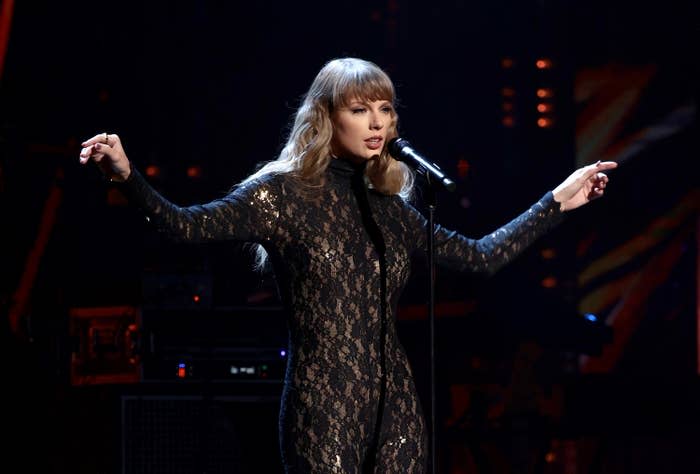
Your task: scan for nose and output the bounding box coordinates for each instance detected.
[370,111,384,130]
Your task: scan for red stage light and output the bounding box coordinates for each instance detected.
[177,364,187,379]
[186,165,202,179]
[145,165,160,177]
[457,159,470,178]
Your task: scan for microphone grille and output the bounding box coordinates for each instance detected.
[388,137,406,156]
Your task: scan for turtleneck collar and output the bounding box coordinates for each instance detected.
[327,157,367,179]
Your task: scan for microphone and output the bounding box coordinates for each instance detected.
[388,137,456,192]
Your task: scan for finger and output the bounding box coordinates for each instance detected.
[79,144,97,164]
[79,143,105,159]
[79,145,91,159]
[582,161,610,180]
[88,152,107,163]
[79,143,111,164]
[93,141,114,158]
[81,132,111,147]
[588,171,608,182]
[595,161,618,171]
[80,134,104,147]
[587,187,604,200]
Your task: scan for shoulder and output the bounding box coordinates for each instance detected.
[232,171,296,198]
[390,193,423,218]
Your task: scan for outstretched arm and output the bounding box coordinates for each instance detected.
[78,132,281,244]
[401,160,618,275]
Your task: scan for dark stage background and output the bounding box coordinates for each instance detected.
[1,1,698,473]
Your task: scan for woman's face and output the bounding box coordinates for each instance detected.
[330,98,394,164]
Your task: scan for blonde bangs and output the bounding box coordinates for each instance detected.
[327,60,396,110]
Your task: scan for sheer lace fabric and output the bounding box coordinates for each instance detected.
[121,157,563,473]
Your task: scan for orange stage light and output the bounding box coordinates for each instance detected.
[537,117,553,128]
[537,103,553,113]
[536,58,553,69]
[541,248,557,259]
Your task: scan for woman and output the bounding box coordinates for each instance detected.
[79,57,616,473]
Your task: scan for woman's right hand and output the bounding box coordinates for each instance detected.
[79,132,131,181]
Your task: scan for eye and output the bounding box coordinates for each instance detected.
[351,107,366,114]
[381,106,393,114]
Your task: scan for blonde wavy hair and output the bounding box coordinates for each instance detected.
[241,57,415,269]
[242,57,414,197]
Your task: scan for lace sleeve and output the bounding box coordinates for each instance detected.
[402,192,565,275]
[118,167,282,244]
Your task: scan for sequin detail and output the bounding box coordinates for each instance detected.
[121,158,564,473]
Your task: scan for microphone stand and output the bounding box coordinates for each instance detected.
[425,179,438,474]
[389,137,455,473]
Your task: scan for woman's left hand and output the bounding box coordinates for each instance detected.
[552,160,618,211]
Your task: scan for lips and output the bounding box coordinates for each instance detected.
[365,136,384,150]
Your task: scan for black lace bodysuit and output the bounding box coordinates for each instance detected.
[120,157,564,473]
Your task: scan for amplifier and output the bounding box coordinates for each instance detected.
[143,347,288,382]
[140,306,288,383]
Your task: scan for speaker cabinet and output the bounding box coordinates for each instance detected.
[121,394,281,473]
